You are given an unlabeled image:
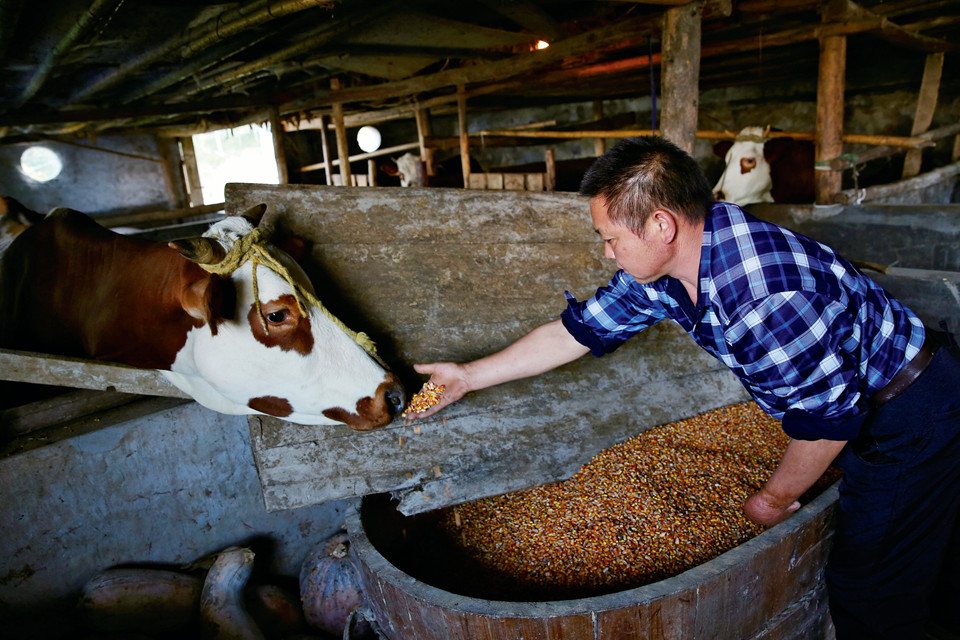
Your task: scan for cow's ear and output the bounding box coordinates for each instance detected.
[274,234,310,264]
[381,161,401,177]
[181,273,236,335]
[713,140,733,159]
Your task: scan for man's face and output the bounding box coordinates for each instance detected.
[590,198,669,283]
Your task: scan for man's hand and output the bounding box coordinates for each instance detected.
[406,362,472,420]
[744,490,801,527]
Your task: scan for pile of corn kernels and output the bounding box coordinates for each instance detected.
[437,401,839,597]
[401,382,446,419]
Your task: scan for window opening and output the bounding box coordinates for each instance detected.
[191,123,279,204]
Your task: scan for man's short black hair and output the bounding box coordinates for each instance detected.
[579,136,714,234]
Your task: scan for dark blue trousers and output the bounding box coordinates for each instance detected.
[827,339,960,639]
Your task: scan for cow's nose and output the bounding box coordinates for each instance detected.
[385,385,405,416]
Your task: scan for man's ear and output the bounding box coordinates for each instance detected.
[181,273,236,335]
[650,209,679,244]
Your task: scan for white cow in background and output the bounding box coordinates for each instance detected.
[712,127,774,206]
[393,152,426,187]
[712,126,816,206]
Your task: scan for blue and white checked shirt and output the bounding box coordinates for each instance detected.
[561,202,926,441]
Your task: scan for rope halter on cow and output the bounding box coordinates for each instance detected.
[177,225,379,359]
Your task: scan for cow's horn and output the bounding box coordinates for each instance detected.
[240,203,267,227]
[169,237,227,265]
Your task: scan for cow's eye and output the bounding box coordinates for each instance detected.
[266,310,288,324]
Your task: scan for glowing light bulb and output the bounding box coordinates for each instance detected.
[357,126,382,153]
[20,146,62,182]
[535,40,550,50]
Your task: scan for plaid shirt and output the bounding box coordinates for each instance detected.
[561,202,926,441]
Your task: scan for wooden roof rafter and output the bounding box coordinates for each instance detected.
[821,0,958,52]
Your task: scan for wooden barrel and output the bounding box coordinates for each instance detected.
[346,486,839,640]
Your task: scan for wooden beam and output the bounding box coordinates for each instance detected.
[0,389,142,439]
[658,1,703,153]
[0,95,265,128]
[69,0,337,104]
[475,0,567,41]
[834,161,960,205]
[593,101,606,156]
[0,349,191,399]
[181,0,404,98]
[819,0,957,52]
[270,107,289,185]
[299,141,420,173]
[435,128,929,148]
[414,107,436,177]
[815,32,846,204]
[156,136,189,209]
[99,202,224,228]
[317,114,333,185]
[283,14,660,110]
[902,52,944,179]
[330,77,351,187]
[457,84,471,188]
[545,148,557,192]
[16,0,126,107]
[178,137,205,206]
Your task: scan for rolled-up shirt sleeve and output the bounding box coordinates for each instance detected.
[560,270,665,357]
[723,290,868,441]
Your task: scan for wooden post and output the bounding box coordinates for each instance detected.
[317,114,333,186]
[815,34,846,204]
[414,107,436,177]
[593,100,605,156]
[367,159,377,186]
[545,148,556,192]
[269,106,288,185]
[660,1,702,153]
[902,52,944,179]
[178,136,204,206]
[457,84,470,188]
[331,78,351,187]
[156,136,189,209]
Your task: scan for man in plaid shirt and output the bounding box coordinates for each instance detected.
[415,137,959,638]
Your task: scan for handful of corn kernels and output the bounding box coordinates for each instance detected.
[402,382,446,418]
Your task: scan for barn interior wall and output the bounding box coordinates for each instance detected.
[0,134,184,217]
[0,402,354,624]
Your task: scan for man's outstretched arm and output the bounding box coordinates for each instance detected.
[411,319,590,419]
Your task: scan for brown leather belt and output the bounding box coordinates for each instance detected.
[871,337,939,407]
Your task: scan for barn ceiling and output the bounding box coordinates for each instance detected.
[0,0,957,141]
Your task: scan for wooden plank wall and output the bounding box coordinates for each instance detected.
[227,184,748,514]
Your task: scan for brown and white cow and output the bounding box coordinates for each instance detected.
[0,205,404,430]
[712,126,815,206]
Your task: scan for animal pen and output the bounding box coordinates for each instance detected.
[1,0,959,638]
[1,183,958,638]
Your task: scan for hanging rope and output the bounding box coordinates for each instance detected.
[199,227,378,357]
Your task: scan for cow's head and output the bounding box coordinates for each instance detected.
[384,153,425,187]
[165,205,404,430]
[712,126,775,206]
